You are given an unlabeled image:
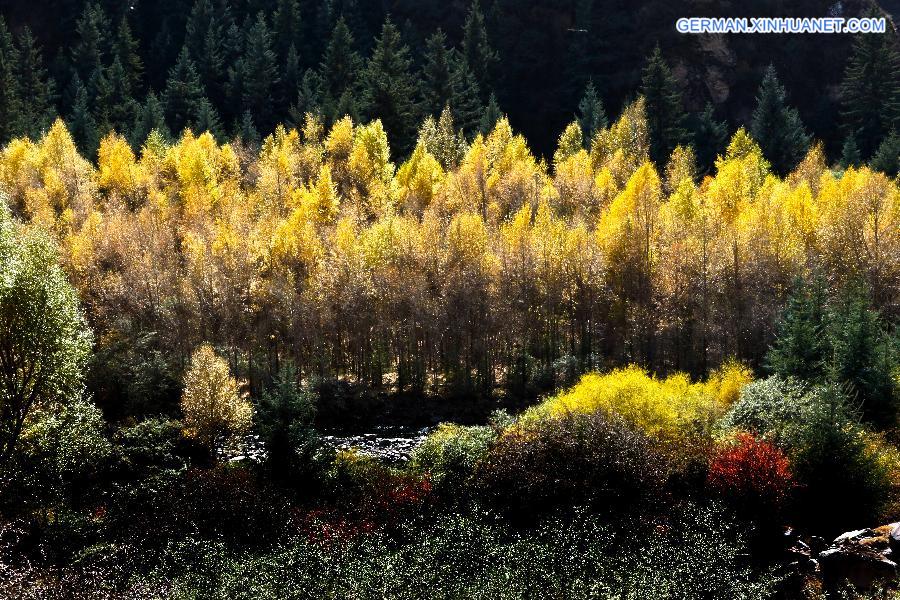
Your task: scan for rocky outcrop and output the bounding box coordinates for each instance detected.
[817,524,900,591]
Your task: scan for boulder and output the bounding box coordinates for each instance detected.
[890,523,900,556]
[819,546,897,590]
[819,525,900,591]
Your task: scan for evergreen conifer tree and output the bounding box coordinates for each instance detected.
[240,12,279,132]
[840,31,900,159]
[239,110,261,147]
[693,102,728,175]
[71,2,108,85]
[840,135,862,169]
[766,276,829,382]
[641,45,688,166]
[827,283,897,426]
[750,65,810,175]
[67,75,99,156]
[870,131,900,177]
[480,92,502,134]
[421,30,454,118]
[273,0,303,62]
[164,46,204,135]
[0,17,21,144]
[130,91,170,148]
[114,16,143,98]
[577,80,607,146]
[319,17,364,124]
[462,0,498,100]
[16,28,55,140]
[97,57,138,135]
[193,97,224,140]
[363,17,418,156]
[450,57,484,138]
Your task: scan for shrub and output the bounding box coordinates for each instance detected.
[126,465,290,552]
[707,432,794,523]
[474,411,669,521]
[524,364,751,461]
[19,396,112,501]
[112,418,184,475]
[721,379,897,530]
[0,207,93,465]
[787,385,894,530]
[323,450,432,528]
[119,504,776,599]
[408,423,495,498]
[718,376,809,444]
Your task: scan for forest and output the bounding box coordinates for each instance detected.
[1,0,899,598]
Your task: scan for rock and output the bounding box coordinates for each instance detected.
[819,546,897,590]
[890,523,900,555]
[808,536,828,555]
[833,528,873,545]
[818,525,900,591]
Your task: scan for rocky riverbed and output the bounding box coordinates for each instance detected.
[321,426,433,462]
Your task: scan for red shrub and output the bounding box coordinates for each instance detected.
[708,433,794,518]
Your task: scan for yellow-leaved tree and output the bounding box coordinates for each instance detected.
[181,344,252,451]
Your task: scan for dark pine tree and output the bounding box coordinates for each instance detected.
[164,46,204,135]
[96,57,138,136]
[198,23,228,112]
[421,29,454,118]
[462,0,498,101]
[576,80,607,146]
[185,0,217,61]
[239,12,279,133]
[113,15,143,98]
[766,275,829,382]
[71,1,109,87]
[193,97,224,140]
[288,68,321,125]
[186,0,233,116]
[16,28,55,140]
[840,135,862,169]
[318,17,364,124]
[363,17,418,156]
[67,75,100,157]
[840,32,900,160]
[641,46,688,167]
[750,65,810,175]
[827,282,897,427]
[480,91,502,135]
[692,102,728,175]
[130,91,170,149]
[0,17,21,145]
[273,0,303,63]
[239,110,261,147]
[450,55,484,139]
[281,43,301,112]
[870,131,900,178]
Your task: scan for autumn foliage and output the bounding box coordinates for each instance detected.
[1,105,898,413]
[708,432,794,518]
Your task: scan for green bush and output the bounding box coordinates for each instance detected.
[473,411,670,521]
[718,376,809,444]
[19,396,112,501]
[409,423,495,498]
[721,379,896,530]
[786,385,894,530]
[116,504,776,599]
[113,418,184,473]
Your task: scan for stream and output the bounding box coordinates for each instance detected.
[320,425,434,463]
